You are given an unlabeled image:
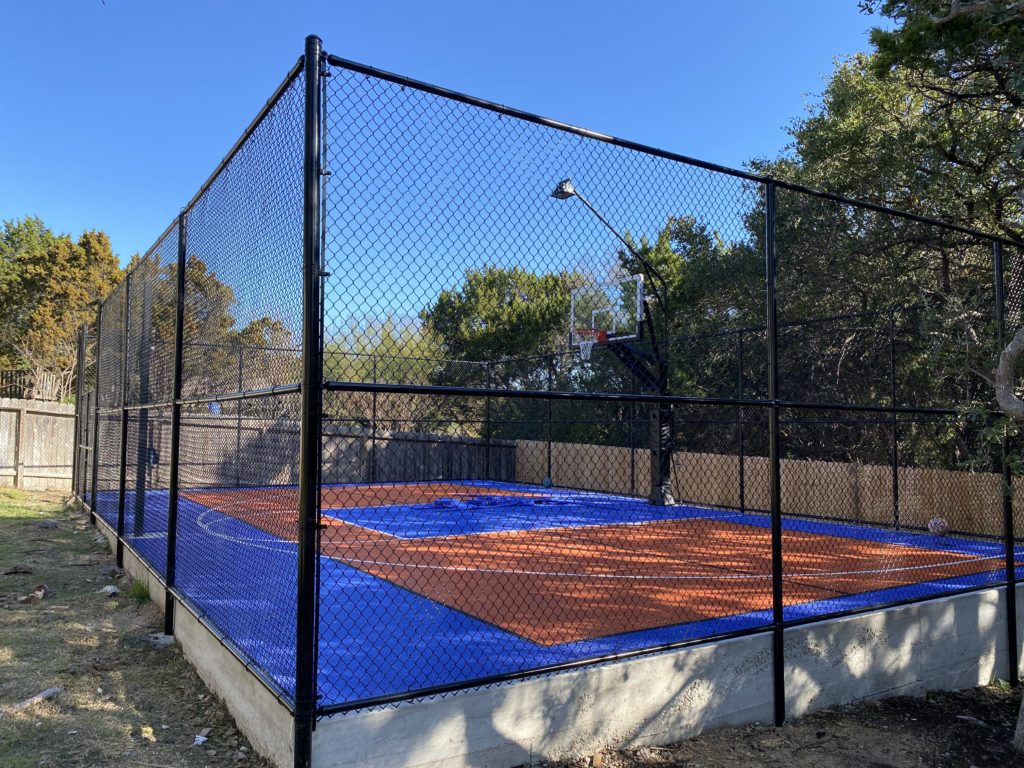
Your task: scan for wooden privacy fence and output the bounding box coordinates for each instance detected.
[0,369,72,401]
[321,425,515,486]
[516,439,1021,538]
[0,398,75,490]
[120,415,516,491]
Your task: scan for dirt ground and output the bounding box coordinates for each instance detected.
[537,679,1024,768]
[3,488,1024,768]
[0,488,272,768]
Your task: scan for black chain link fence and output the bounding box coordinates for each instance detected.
[72,39,1024,745]
[77,61,306,703]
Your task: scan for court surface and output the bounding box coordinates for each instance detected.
[100,480,1020,706]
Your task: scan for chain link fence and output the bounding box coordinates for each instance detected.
[73,37,1024,761]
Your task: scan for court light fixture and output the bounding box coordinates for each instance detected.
[550,178,577,200]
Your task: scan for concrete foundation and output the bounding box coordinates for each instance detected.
[313,586,1024,768]
[89,512,1024,768]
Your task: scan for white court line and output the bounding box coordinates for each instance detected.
[335,554,1004,582]
[193,502,296,554]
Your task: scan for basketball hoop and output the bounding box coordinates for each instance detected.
[575,328,607,361]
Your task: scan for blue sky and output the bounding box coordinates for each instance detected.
[0,1,889,266]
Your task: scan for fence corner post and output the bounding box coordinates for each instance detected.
[764,179,785,726]
[73,324,86,497]
[89,302,103,525]
[115,273,132,568]
[295,32,324,768]
[164,210,188,637]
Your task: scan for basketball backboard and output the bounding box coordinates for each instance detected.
[569,274,644,353]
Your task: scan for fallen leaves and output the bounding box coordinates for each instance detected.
[16,583,50,604]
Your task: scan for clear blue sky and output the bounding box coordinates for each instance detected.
[0,0,889,266]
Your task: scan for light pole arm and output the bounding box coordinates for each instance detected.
[555,180,675,504]
[571,190,669,312]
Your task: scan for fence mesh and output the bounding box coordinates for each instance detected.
[313,57,1017,711]
[72,67,305,701]
[93,279,127,527]
[172,68,304,697]
[73,45,1022,718]
[76,322,97,502]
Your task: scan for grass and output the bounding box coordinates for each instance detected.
[0,489,271,768]
[126,578,150,603]
[0,486,57,519]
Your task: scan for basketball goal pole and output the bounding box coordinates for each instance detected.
[550,179,675,506]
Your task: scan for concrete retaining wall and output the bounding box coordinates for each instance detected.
[312,585,1024,768]
[0,397,75,490]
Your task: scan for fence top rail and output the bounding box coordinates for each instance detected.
[325,52,1023,250]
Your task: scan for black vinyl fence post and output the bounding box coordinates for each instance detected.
[89,303,103,524]
[889,309,900,530]
[115,274,132,568]
[484,362,492,478]
[236,343,244,487]
[546,355,554,484]
[765,180,785,726]
[73,324,86,498]
[295,33,324,768]
[629,365,637,496]
[993,238,1019,685]
[370,356,377,482]
[737,329,745,513]
[134,270,153,537]
[164,211,188,637]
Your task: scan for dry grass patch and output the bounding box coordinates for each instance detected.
[0,489,273,768]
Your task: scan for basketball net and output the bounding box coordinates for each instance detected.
[576,328,607,361]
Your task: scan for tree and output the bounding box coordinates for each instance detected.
[420,265,585,377]
[323,316,444,429]
[171,254,302,401]
[763,2,1022,241]
[0,218,122,400]
[842,1,1024,748]
[735,0,1023,470]
[864,0,1023,108]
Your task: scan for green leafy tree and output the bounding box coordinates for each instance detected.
[323,317,444,429]
[0,218,122,399]
[864,0,1023,109]
[758,52,1022,242]
[415,265,632,444]
[420,265,585,376]
[176,255,300,398]
[729,1,1023,470]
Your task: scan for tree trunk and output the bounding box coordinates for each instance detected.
[994,326,1024,750]
[994,326,1024,419]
